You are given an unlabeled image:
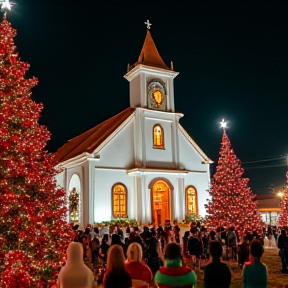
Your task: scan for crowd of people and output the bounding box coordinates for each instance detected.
[55,221,288,288]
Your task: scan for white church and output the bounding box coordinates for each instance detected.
[55,25,213,228]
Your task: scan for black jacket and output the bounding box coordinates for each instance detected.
[204,260,231,288]
[187,236,202,256]
[278,233,288,250]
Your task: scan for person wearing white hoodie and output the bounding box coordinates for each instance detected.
[57,242,96,288]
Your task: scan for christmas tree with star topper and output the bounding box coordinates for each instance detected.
[278,171,288,227]
[205,120,262,235]
[0,3,72,287]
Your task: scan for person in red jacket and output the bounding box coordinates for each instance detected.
[125,242,153,284]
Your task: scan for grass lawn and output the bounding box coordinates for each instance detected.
[193,247,288,288]
[90,243,288,287]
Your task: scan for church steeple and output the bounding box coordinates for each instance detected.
[125,20,178,112]
[130,30,170,71]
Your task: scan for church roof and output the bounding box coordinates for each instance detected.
[129,30,170,71]
[55,107,135,163]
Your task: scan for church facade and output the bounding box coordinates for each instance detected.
[55,27,213,227]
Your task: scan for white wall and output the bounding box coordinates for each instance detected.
[144,117,175,168]
[54,169,65,188]
[95,119,135,168]
[93,169,135,223]
[129,73,142,108]
[178,130,207,171]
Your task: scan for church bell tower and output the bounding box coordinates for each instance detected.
[124,20,179,112]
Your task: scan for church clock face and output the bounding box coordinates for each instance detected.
[147,79,167,110]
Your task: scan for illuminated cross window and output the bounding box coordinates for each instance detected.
[112,183,127,218]
[153,124,164,149]
[186,186,198,215]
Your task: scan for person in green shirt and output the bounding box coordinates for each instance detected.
[154,242,197,288]
[243,239,268,288]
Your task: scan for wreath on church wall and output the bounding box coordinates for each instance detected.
[69,193,79,212]
[69,188,79,222]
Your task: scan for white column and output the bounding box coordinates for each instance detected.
[88,162,94,225]
[141,176,148,224]
[135,175,142,224]
[172,187,178,222]
[146,188,152,224]
[134,110,142,168]
[177,177,185,222]
[167,78,175,112]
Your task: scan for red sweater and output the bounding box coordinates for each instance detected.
[125,261,153,283]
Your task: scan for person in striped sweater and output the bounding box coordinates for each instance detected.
[154,242,197,288]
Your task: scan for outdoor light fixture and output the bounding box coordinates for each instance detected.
[277,191,284,198]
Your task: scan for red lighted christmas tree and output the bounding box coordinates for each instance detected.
[278,172,288,227]
[205,120,262,235]
[0,13,72,288]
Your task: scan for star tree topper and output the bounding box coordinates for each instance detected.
[0,0,14,12]
[220,119,227,131]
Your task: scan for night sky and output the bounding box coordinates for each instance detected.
[6,0,288,195]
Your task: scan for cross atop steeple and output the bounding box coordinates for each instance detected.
[144,19,152,30]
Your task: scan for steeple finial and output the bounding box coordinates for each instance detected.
[144,19,152,30]
[127,20,170,71]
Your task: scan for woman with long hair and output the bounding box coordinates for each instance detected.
[125,242,153,284]
[103,244,132,288]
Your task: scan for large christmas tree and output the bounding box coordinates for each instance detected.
[0,11,72,288]
[278,172,288,227]
[205,122,262,235]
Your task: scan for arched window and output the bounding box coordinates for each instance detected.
[153,124,164,149]
[112,183,128,218]
[185,186,198,215]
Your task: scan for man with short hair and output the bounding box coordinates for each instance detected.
[278,229,288,273]
[227,226,237,260]
[204,240,231,288]
[154,242,197,288]
[187,229,202,269]
[243,239,268,288]
[90,234,100,264]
